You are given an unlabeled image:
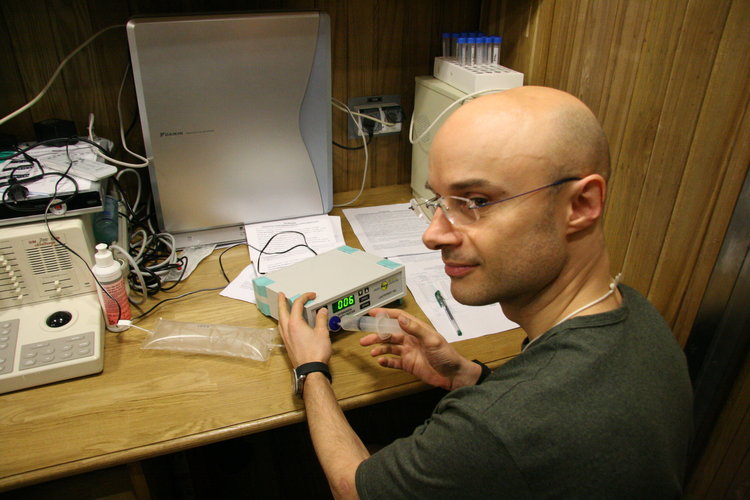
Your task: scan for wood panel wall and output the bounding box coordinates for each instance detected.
[484,0,750,347]
[686,352,750,498]
[482,1,750,497]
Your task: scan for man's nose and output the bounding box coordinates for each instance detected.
[422,208,462,250]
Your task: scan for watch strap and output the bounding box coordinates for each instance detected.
[295,362,332,383]
[472,359,492,385]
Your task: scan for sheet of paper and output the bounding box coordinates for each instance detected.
[343,203,431,257]
[1,149,94,198]
[244,214,345,274]
[220,263,259,303]
[23,142,101,163]
[390,253,519,343]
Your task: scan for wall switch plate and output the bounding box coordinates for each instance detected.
[347,95,402,138]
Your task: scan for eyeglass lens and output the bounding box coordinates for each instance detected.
[411,197,471,225]
[411,198,436,220]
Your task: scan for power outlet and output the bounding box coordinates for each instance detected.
[347,95,402,139]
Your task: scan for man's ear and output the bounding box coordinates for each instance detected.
[566,174,606,234]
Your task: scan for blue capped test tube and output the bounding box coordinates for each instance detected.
[457,37,468,66]
[451,33,460,58]
[491,36,503,65]
[477,36,488,65]
[467,37,476,65]
[442,32,451,57]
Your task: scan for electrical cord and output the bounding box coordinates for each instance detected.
[131,287,226,321]
[0,21,148,169]
[331,100,396,128]
[1,145,81,213]
[123,220,319,321]
[109,243,149,305]
[115,168,142,213]
[126,230,180,297]
[88,111,149,168]
[38,146,123,327]
[254,230,318,275]
[4,137,109,163]
[0,18,177,318]
[99,168,184,306]
[0,25,124,126]
[2,136,120,207]
[331,98,370,207]
[218,235,319,281]
[2,172,78,213]
[45,206,123,327]
[333,131,372,150]
[408,87,508,144]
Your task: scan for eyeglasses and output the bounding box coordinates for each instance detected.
[409,177,581,226]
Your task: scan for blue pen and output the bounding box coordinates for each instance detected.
[435,290,463,336]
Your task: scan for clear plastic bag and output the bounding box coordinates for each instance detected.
[141,318,281,362]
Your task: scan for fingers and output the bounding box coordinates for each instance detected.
[279,292,315,322]
[291,292,316,317]
[369,343,403,358]
[368,307,426,336]
[313,305,329,333]
[359,331,405,347]
[367,308,424,335]
[377,356,403,370]
[359,333,380,346]
[393,312,444,348]
[278,291,318,339]
[277,293,290,340]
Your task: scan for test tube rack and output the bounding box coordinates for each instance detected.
[433,57,524,95]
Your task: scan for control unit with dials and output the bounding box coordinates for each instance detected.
[0,218,104,394]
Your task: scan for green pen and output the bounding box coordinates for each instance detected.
[435,290,463,336]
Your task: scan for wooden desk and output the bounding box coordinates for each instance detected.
[0,184,525,491]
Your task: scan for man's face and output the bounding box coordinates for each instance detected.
[423,123,569,308]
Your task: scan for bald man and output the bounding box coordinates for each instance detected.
[278,86,693,499]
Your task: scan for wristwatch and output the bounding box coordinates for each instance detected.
[293,362,332,397]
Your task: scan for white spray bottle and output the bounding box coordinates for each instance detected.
[92,243,131,332]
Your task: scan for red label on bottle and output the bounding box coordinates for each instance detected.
[99,279,132,326]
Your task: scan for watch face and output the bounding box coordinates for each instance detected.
[293,369,306,396]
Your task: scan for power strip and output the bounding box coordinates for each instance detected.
[347,94,403,138]
[354,103,403,137]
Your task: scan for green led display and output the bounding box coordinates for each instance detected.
[332,294,355,313]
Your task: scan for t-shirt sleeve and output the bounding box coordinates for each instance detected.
[355,397,531,500]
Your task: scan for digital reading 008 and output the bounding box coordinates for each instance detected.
[332,294,355,313]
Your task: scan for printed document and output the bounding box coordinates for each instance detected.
[343,203,431,256]
[221,214,345,303]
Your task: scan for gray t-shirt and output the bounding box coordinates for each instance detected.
[356,285,693,499]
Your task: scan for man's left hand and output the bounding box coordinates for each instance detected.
[277,292,332,367]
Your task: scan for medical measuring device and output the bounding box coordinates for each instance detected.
[253,246,406,332]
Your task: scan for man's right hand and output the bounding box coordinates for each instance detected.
[359,308,482,390]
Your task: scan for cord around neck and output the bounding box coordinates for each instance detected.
[523,273,622,352]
